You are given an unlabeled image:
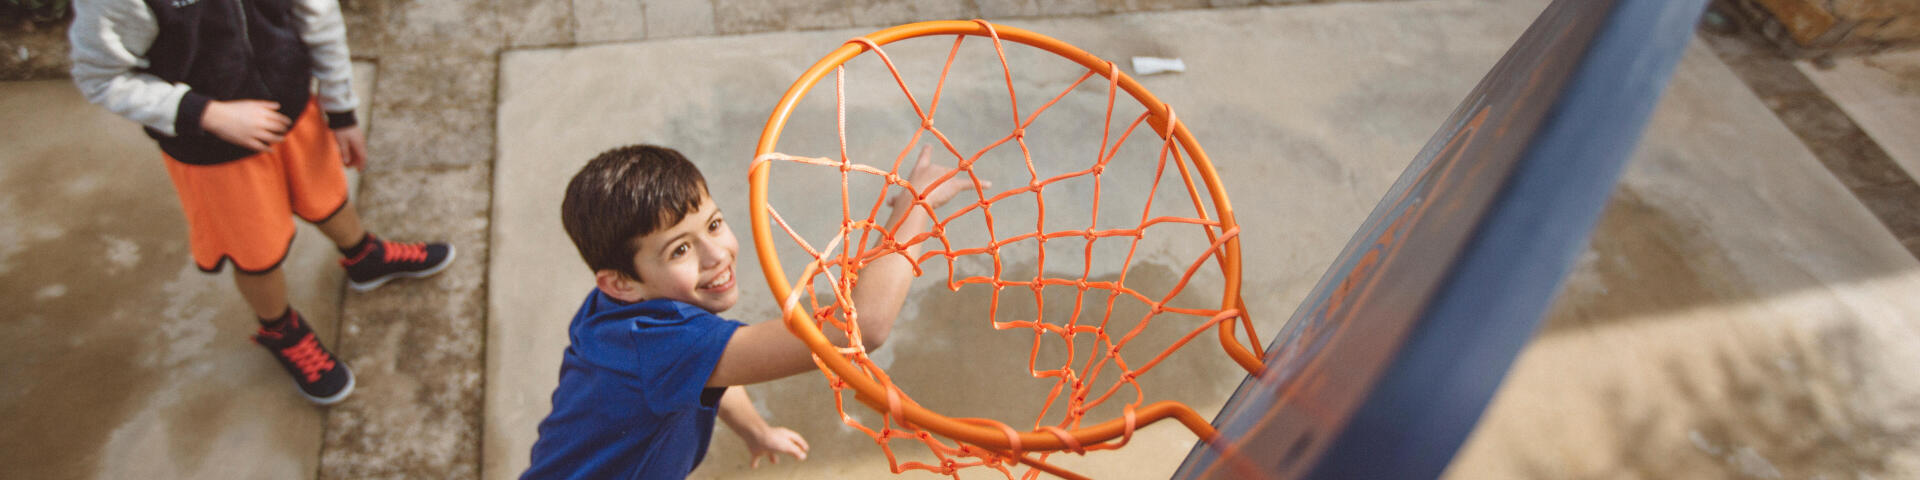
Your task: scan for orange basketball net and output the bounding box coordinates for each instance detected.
[749,20,1265,480]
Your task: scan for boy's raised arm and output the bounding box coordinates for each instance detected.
[707,146,987,387]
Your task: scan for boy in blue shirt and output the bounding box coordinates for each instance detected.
[524,144,982,478]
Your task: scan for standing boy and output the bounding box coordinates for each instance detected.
[69,0,455,405]
[524,144,984,478]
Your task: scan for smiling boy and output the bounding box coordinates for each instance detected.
[523,144,982,479]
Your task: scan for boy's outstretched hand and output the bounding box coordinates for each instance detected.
[746,427,809,468]
[893,145,991,211]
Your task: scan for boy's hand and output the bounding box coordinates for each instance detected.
[746,427,809,468]
[201,100,290,152]
[333,125,368,170]
[893,145,990,210]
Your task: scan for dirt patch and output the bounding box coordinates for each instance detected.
[1,15,72,81]
[1541,186,1752,334]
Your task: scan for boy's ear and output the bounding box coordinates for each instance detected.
[594,269,645,303]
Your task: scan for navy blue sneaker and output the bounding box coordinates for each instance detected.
[253,311,354,405]
[341,235,455,291]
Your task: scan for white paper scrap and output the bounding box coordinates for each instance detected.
[1131,56,1186,75]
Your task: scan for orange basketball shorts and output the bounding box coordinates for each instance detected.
[163,98,349,274]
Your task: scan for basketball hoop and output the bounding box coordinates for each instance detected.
[749,20,1263,479]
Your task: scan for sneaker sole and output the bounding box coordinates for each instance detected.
[347,245,458,292]
[304,363,356,406]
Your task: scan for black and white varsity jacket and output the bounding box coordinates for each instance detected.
[69,0,358,165]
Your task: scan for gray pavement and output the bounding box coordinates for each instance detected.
[5,0,1920,478]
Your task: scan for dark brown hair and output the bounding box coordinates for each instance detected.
[560,144,708,281]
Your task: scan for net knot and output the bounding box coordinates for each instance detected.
[1011,127,1026,138]
[921,117,936,130]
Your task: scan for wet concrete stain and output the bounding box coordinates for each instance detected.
[0,148,187,479]
[1541,186,1754,334]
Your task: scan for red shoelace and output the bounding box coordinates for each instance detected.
[383,241,429,264]
[282,334,337,383]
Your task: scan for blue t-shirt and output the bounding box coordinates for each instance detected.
[522,290,745,480]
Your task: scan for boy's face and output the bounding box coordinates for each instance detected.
[611,193,740,312]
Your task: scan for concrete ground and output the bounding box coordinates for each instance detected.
[5,0,1920,479]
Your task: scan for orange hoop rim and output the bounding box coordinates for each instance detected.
[748,20,1257,460]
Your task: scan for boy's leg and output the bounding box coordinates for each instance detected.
[232,267,290,320]
[315,200,367,249]
[231,266,355,405]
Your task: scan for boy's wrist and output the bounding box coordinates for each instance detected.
[326,109,358,129]
[177,91,213,137]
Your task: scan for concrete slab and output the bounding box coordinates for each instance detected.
[643,0,718,40]
[576,0,646,44]
[320,160,494,479]
[1797,50,1920,182]
[713,0,853,34]
[0,62,375,479]
[492,2,1920,480]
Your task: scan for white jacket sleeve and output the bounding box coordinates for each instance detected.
[295,0,357,119]
[69,0,192,137]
